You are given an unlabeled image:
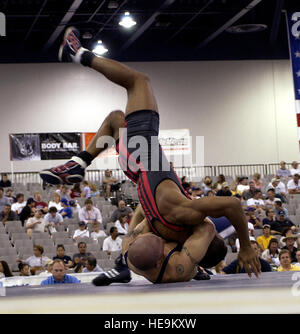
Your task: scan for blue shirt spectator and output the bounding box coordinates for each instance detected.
[41,274,80,285]
[59,198,73,219]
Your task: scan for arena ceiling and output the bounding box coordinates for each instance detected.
[0,0,299,63]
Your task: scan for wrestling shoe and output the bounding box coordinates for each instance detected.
[39,156,86,185]
[92,268,132,286]
[193,266,211,281]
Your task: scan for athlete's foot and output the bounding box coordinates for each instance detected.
[39,156,86,185]
[92,268,132,286]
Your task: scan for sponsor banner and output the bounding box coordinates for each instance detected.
[10,133,82,161]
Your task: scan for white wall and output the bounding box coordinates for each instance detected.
[0,59,298,173]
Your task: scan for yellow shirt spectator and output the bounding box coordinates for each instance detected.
[257,235,274,250]
[278,264,300,272]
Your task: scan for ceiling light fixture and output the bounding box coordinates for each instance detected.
[92,40,108,56]
[119,11,136,29]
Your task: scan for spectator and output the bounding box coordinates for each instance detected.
[5,188,16,204]
[69,200,81,215]
[281,232,298,263]
[272,211,298,235]
[114,214,129,235]
[34,192,48,214]
[276,161,291,178]
[0,187,10,213]
[90,183,100,198]
[70,183,82,199]
[290,161,300,176]
[59,198,73,219]
[0,260,13,278]
[222,240,272,274]
[40,259,81,285]
[103,169,119,200]
[0,204,19,225]
[277,250,300,272]
[72,242,92,272]
[294,250,300,267]
[78,198,102,225]
[11,193,26,215]
[191,186,203,199]
[257,225,274,252]
[18,262,31,276]
[287,174,300,195]
[213,174,226,191]
[252,173,263,189]
[261,238,280,269]
[56,185,71,202]
[102,227,123,256]
[0,174,12,188]
[246,189,265,210]
[26,210,48,239]
[90,221,107,242]
[246,207,263,229]
[279,227,294,248]
[19,245,50,275]
[266,178,287,203]
[19,198,36,227]
[53,244,73,268]
[262,209,276,228]
[274,200,288,219]
[44,207,64,234]
[237,177,249,195]
[206,190,215,197]
[235,212,255,252]
[48,193,63,211]
[216,182,232,197]
[264,189,278,209]
[181,176,191,193]
[201,176,213,195]
[82,181,91,198]
[242,181,257,201]
[82,255,103,273]
[38,259,53,277]
[110,200,133,223]
[73,221,90,242]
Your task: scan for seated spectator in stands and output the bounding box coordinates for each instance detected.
[277,161,291,178]
[0,204,19,225]
[213,174,226,191]
[103,169,120,200]
[0,260,13,278]
[83,256,103,273]
[246,207,263,229]
[59,198,73,219]
[90,183,100,198]
[191,186,203,199]
[272,211,298,235]
[261,238,280,269]
[26,210,48,239]
[40,259,81,285]
[44,207,64,234]
[252,173,263,189]
[73,221,90,243]
[279,227,294,248]
[180,176,190,193]
[222,240,272,274]
[206,190,215,197]
[274,200,289,219]
[201,176,213,195]
[11,193,26,215]
[235,213,255,252]
[78,198,102,225]
[0,187,10,213]
[264,189,278,209]
[38,259,53,277]
[82,181,91,199]
[266,177,287,203]
[19,198,36,227]
[69,199,81,216]
[48,193,63,212]
[257,225,274,252]
[216,182,232,197]
[110,200,133,223]
[70,183,82,199]
[242,181,257,201]
[290,161,300,176]
[277,250,300,272]
[287,174,300,195]
[90,221,107,242]
[281,232,298,263]
[56,185,71,202]
[103,227,123,256]
[114,214,129,235]
[73,242,92,268]
[263,209,276,228]
[237,177,249,195]
[246,189,265,211]
[53,244,73,269]
[5,188,16,205]
[18,262,31,276]
[0,174,11,188]
[294,250,300,267]
[19,245,50,275]
[34,192,48,214]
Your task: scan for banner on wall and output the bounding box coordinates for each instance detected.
[286,11,300,148]
[9,133,82,161]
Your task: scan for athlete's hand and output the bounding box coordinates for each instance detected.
[238,246,261,278]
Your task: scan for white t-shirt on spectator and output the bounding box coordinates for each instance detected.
[290,168,300,176]
[237,184,249,193]
[247,198,264,207]
[79,206,102,224]
[26,217,47,233]
[267,182,287,195]
[90,230,107,241]
[48,201,63,212]
[73,229,90,239]
[102,236,123,252]
[83,186,91,198]
[287,179,300,191]
[11,201,26,215]
[24,255,50,268]
[114,220,129,235]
